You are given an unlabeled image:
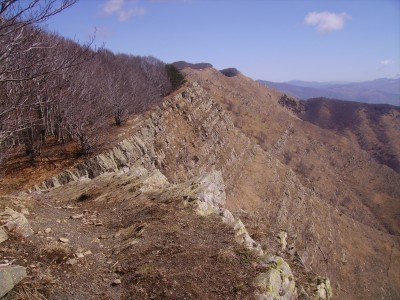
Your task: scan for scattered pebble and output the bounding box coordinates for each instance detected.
[45,228,52,234]
[21,208,29,215]
[59,237,69,243]
[76,253,84,258]
[66,258,77,265]
[71,214,84,219]
[63,205,78,209]
[112,279,121,286]
[95,222,103,226]
[84,250,92,256]
[56,219,61,223]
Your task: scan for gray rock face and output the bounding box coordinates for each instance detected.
[0,208,33,238]
[196,170,226,207]
[255,255,297,300]
[316,277,333,299]
[0,265,27,298]
[218,208,235,225]
[234,219,263,256]
[30,109,165,192]
[277,231,288,251]
[0,227,8,244]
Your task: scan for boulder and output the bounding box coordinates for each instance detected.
[0,208,33,238]
[218,208,235,225]
[255,255,297,300]
[277,231,288,251]
[315,277,333,299]
[0,265,27,298]
[197,170,226,207]
[0,227,8,244]
[234,219,263,256]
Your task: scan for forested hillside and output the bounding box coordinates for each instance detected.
[0,0,175,167]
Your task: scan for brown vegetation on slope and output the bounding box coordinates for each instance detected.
[182,68,400,299]
[298,97,400,173]
[1,15,400,296]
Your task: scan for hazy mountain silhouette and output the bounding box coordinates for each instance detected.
[258,78,400,106]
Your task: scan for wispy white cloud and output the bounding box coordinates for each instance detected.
[379,59,393,65]
[102,0,146,22]
[103,0,124,14]
[305,11,350,33]
[118,7,146,21]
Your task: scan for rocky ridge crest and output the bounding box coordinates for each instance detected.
[0,82,335,299]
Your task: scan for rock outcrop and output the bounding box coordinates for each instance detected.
[0,208,33,238]
[182,68,400,300]
[254,255,297,300]
[0,265,27,298]
[20,82,336,299]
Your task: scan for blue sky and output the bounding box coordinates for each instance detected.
[45,0,400,82]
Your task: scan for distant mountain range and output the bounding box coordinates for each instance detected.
[258,78,400,106]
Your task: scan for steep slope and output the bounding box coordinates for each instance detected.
[1,78,399,299]
[182,68,400,299]
[0,83,331,299]
[300,98,400,173]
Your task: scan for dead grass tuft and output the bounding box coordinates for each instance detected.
[215,248,237,263]
[39,241,73,264]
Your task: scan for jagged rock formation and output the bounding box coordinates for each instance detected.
[1,76,399,299]
[2,161,326,298]
[176,71,400,299]
[254,255,297,300]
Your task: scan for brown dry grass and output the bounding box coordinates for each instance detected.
[182,67,400,299]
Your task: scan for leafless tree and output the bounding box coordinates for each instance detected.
[0,1,174,166]
[62,64,105,154]
[0,1,100,162]
[0,0,78,82]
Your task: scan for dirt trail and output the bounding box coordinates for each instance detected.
[1,170,258,299]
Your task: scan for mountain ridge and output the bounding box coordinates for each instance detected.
[1,82,335,299]
[0,52,399,299]
[258,78,400,106]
